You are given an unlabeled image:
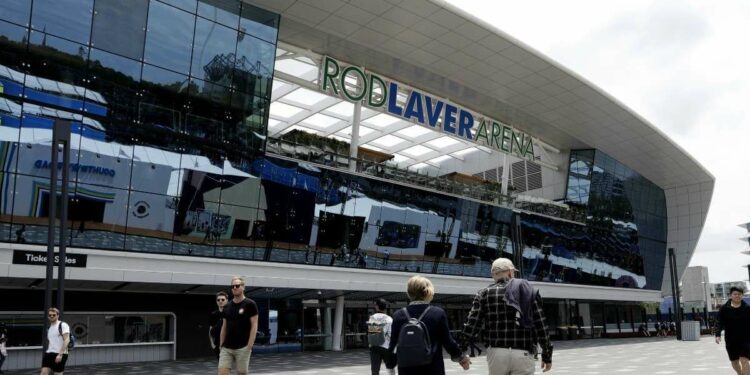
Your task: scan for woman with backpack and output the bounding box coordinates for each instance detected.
[388,276,470,374]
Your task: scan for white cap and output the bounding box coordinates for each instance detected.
[491,258,515,273]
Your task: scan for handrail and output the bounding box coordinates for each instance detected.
[265,136,587,223]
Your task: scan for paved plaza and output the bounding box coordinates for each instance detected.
[3,336,737,374]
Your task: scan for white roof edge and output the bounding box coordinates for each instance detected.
[430,0,715,185]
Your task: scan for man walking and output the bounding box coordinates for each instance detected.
[461,258,553,374]
[210,291,229,359]
[366,298,395,375]
[715,286,750,375]
[219,276,258,375]
[41,308,70,375]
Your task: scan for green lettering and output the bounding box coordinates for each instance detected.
[368,73,387,107]
[340,66,367,102]
[524,135,535,159]
[511,130,524,156]
[490,121,502,149]
[501,125,512,153]
[475,120,490,146]
[322,56,340,95]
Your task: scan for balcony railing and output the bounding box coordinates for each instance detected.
[265,136,586,223]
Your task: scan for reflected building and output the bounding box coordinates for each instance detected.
[0,0,714,370]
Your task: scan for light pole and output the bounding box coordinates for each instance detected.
[701,280,710,328]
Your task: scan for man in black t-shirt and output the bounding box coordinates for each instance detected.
[210,291,228,360]
[715,286,750,375]
[218,276,258,375]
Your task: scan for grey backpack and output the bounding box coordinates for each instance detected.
[396,306,433,367]
[367,316,387,347]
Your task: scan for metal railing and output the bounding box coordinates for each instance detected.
[265,137,586,223]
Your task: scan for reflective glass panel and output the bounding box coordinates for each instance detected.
[0,1,32,26]
[31,0,93,45]
[92,0,149,60]
[144,1,195,74]
[239,3,279,44]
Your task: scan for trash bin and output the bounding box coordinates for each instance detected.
[681,321,700,341]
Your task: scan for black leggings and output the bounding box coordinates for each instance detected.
[370,346,393,375]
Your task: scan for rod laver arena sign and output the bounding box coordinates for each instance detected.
[320,56,536,160]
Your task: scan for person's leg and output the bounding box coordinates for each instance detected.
[740,357,750,375]
[486,347,512,375]
[235,346,252,375]
[370,347,382,375]
[509,349,536,375]
[217,347,232,375]
[731,360,742,375]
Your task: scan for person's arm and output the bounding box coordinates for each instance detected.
[247,315,258,349]
[387,310,403,369]
[220,318,227,347]
[460,289,485,351]
[438,309,469,369]
[715,307,723,344]
[531,292,553,372]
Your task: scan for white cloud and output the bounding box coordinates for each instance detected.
[448,0,750,282]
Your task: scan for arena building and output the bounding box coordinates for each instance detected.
[0,0,713,369]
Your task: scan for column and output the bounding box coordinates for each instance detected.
[323,306,333,350]
[332,296,345,351]
[500,153,510,195]
[349,101,362,172]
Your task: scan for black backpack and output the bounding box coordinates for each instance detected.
[58,321,76,350]
[396,306,433,367]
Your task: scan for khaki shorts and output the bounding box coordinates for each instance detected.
[218,346,252,373]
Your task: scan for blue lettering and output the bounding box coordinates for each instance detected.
[424,96,444,128]
[403,91,425,124]
[458,110,474,140]
[34,160,42,169]
[387,82,403,116]
[443,104,457,134]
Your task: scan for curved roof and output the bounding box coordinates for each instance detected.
[246,0,714,293]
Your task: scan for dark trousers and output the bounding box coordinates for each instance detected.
[370,346,392,375]
[0,352,5,370]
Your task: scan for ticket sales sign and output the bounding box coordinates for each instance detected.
[13,250,87,268]
[320,56,536,160]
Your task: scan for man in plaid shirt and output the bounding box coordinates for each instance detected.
[460,258,553,374]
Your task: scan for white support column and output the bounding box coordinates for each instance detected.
[332,295,345,351]
[323,306,333,350]
[349,100,362,172]
[501,153,510,195]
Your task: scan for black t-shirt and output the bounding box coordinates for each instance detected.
[718,301,750,345]
[209,310,223,346]
[222,298,259,349]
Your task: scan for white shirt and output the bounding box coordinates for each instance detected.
[47,321,70,354]
[367,313,393,349]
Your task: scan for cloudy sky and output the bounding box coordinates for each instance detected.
[447,0,750,283]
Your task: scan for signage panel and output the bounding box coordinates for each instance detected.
[12,250,88,268]
[320,56,536,160]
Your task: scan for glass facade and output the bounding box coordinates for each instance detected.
[0,1,667,291]
[544,149,669,290]
[0,0,277,252]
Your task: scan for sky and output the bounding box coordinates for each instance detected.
[446,0,750,283]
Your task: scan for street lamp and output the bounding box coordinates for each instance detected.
[701,280,710,328]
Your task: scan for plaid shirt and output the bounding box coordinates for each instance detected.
[460,280,553,363]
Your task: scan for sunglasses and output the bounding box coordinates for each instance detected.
[231,284,243,289]
[48,314,57,317]
[216,298,226,302]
